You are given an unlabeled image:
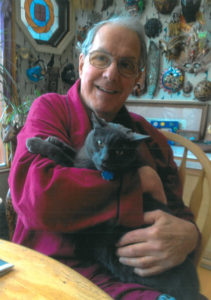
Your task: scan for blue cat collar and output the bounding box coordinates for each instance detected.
[157,294,176,300]
[101,170,114,181]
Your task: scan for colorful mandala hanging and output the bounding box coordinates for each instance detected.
[16,0,74,53]
[161,67,184,93]
[22,0,58,41]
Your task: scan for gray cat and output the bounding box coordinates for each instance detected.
[26,114,149,180]
[26,114,200,300]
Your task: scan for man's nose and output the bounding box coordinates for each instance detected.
[102,61,119,80]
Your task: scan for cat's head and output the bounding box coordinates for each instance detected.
[85,113,149,174]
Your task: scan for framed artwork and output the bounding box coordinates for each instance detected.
[126,100,210,140]
[15,0,75,54]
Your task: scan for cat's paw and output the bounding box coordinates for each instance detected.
[26,137,43,153]
[45,136,62,145]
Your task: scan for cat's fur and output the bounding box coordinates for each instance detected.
[26,114,200,300]
[26,114,148,176]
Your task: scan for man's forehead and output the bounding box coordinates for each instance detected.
[90,24,140,58]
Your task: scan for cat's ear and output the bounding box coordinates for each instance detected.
[91,113,107,128]
[129,132,149,142]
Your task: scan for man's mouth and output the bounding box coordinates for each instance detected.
[96,85,118,94]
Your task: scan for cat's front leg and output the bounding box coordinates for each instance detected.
[26,137,75,166]
[46,136,76,157]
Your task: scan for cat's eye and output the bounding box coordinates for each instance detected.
[97,139,104,148]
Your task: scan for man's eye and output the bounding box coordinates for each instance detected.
[96,55,107,62]
[92,54,110,66]
[120,60,136,72]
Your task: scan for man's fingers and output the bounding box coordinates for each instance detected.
[134,265,169,277]
[119,255,158,269]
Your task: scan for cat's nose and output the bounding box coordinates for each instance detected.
[102,156,109,164]
[101,153,109,165]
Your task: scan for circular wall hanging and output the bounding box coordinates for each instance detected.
[23,0,57,41]
[161,67,184,93]
[16,0,75,54]
[144,18,162,38]
[194,80,211,101]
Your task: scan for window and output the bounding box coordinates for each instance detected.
[0,0,11,168]
[0,65,7,166]
[0,3,6,167]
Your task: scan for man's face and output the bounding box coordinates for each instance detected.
[79,24,141,121]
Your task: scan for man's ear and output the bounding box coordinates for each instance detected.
[134,68,144,86]
[79,53,85,78]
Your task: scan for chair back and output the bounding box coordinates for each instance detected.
[161,130,211,267]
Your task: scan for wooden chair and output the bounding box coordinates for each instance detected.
[161,130,211,300]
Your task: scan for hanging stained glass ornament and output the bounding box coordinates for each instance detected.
[16,0,75,54]
[23,0,57,42]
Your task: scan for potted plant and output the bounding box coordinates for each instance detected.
[0,62,39,162]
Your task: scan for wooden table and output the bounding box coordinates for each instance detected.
[0,239,112,299]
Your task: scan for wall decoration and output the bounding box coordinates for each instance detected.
[26,59,46,82]
[124,0,145,15]
[14,0,211,103]
[204,0,211,32]
[15,0,75,54]
[176,50,211,74]
[181,0,202,23]
[144,18,162,38]
[46,66,60,92]
[174,24,211,74]
[150,120,180,133]
[77,24,90,43]
[183,80,193,95]
[161,67,184,93]
[16,46,32,60]
[168,9,182,36]
[194,80,211,101]
[102,0,114,11]
[159,35,185,61]
[146,41,160,97]
[153,0,177,14]
[127,101,208,138]
[150,120,180,144]
[72,0,95,10]
[44,54,59,92]
[24,0,56,42]
[61,63,76,86]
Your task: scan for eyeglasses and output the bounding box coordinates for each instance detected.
[88,50,140,78]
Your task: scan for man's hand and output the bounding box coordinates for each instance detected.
[116,210,199,277]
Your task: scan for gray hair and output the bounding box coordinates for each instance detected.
[77,15,147,70]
